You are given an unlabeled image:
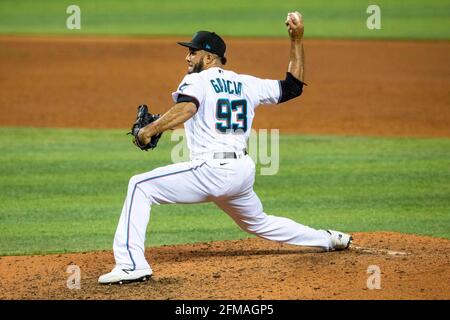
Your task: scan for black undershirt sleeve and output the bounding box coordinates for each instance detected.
[278,72,306,104]
[176,94,200,110]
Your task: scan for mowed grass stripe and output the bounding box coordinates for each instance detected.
[0,0,449,39]
[0,127,449,256]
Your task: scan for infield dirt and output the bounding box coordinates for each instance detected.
[0,233,449,300]
[1,36,449,136]
[0,36,449,299]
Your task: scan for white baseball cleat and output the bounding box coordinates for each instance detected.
[98,265,153,285]
[327,230,352,251]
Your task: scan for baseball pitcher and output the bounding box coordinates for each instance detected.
[99,12,352,284]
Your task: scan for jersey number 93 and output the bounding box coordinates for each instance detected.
[215,98,248,134]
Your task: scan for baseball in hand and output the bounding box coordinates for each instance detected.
[287,12,301,24]
[285,11,304,39]
[286,11,301,24]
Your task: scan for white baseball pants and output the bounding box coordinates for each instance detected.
[113,155,332,270]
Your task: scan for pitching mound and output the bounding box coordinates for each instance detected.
[0,232,449,300]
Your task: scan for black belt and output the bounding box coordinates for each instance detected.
[213,149,247,159]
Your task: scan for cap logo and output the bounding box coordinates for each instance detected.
[205,44,211,50]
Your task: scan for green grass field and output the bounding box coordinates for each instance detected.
[0,128,449,256]
[1,1,449,256]
[0,0,449,39]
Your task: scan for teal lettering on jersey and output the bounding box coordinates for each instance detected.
[210,78,242,96]
[210,80,222,93]
[234,81,242,96]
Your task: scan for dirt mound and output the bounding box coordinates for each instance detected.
[0,232,449,300]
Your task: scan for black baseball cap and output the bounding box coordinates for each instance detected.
[177,31,226,58]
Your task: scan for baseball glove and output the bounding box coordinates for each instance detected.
[128,104,162,151]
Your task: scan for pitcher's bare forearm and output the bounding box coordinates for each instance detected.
[285,11,305,82]
[288,39,305,82]
[277,11,306,104]
[139,102,197,144]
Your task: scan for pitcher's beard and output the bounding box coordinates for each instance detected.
[189,59,205,74]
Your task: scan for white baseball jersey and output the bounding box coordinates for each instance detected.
[172,67,280,159]
[110,66,333,273]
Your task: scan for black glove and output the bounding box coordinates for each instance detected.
[128,104,162,151]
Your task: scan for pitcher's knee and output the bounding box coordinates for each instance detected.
[128,175,140,190]
[128,175,147,195]
[128,174,158,204]
[129,172,153,189]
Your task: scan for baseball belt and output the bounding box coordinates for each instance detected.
[213,149,248,159]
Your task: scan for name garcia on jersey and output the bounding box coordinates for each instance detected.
[210,78,242,96]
